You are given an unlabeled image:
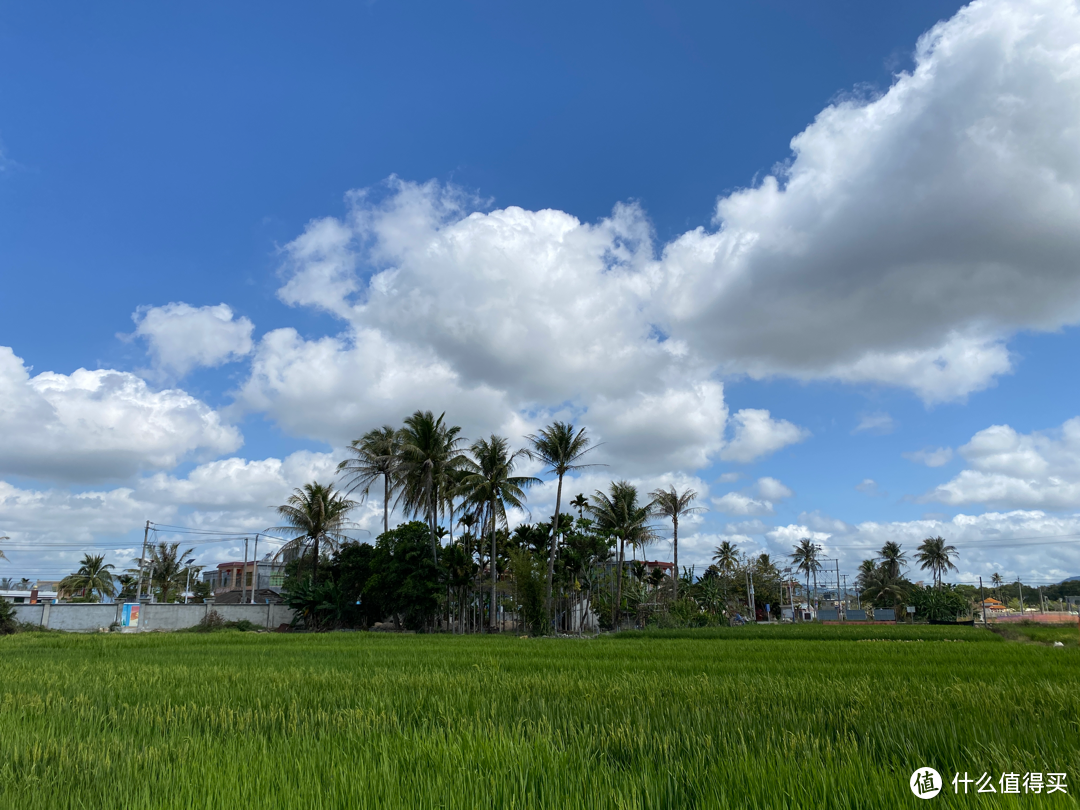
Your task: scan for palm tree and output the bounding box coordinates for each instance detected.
[59,553,116,602]
[861,565,907,613]
[589,481,655,627]
[712,541,740,575]
[570,493,589,520]
[526,422,600,619]
[337,425,401,536]
[856,559,878,591]
[0,535,8,563]
[134,542,197,603]
[790,539,822,612]
[915,536,959,588]
[650,486,703,601]
[878,542,908,579]
[991,572,1003,599]
[458,435,540,631]
[0,578,13,589]
[272,482,357,585]
[398,410,468,561]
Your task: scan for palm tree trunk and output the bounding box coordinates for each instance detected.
[615,536,624,628]
[428,483,438,563]
[312,534,320,585]
[545,472,564,626]
[673,516,679,602]
[383,473,390,537]
[490,495,497,633]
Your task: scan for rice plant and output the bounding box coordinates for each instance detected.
[0,625,1076,808]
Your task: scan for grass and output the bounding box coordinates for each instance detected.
[1,624,1077,809]
[991,620,1080,647]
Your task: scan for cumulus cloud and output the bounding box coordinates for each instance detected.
[654,0,1080,401]
[904,446,954,467]
[0,346,242,483]
[855,478,882,496]
[927,417,1080,509]
[713,476,793,515]
[720,409,809,463]
[132,303,254,378]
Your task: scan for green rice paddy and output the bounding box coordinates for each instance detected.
[1,624,1077,808]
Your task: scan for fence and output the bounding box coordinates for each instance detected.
[11,602,294,633]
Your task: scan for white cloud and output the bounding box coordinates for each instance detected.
[0,346,242,483]
[853,412,895,435]
[720,409,809,463]
[717,472,742,483]
[712,492,775,517]
[133,303,254,378]
[756,477,793,500]
[927,417,1080,509]
[712,476,793,515]
[654,0,1080,402]
[903,446,954,467]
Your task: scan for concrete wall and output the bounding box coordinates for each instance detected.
[11,604,45,626]
[48,603,120,631]
[8,602,293,632]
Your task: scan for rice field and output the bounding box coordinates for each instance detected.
[1,624,1077,808]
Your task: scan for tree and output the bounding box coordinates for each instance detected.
[458,435,539,631]
[338,425,401,536]
[526,422,600,621]
[856,559,878,591]
[589,481,655,628]
[712,541,739,575]
[991,571,1003,599]
[861,566,908,613]
[365,521,443,631]
[878,542,907,579]
[273,482,357,586]
[915,536,959,587]
[650,486,703,601]
[570,493,589,520]
[397,411,468,561]
[790,539,822,610]
[59,554,116,602]
[134,542,197,604]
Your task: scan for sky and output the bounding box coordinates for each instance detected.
[3,0,1080,591]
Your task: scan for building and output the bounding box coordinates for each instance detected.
[978,598,1008,612]
[0,587,59,605]
[202,557,285,597]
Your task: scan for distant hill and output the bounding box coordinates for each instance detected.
[1063,576,1080,582]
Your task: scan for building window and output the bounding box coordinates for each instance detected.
[269,573,284,587]
[246,572,253,587]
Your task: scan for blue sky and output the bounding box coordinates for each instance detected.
[4,0,1080,588]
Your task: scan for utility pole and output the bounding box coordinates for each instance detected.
[1039,585,1045,616]
[184,566,191,605]
[135,520,150,603]
[1017,577,1025,616]
[748,571,756,619]
[835,559,841,617]
[240,538,249,604]
[250,535,259,604]
[841,574,848,610]
[979,576,987,625]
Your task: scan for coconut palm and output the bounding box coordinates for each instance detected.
[915,536,959,587]
[856,559,878,591]
[712,541,740,575]
[991,571,1003,599]
[458,435,540,631]
[397,411,468,561]
[526,422,601,618]
[133,542,197,603]
[878,541,908,579]
[0,578,12,589]
[790,539,822,610]
[59,553,116,602]
[272,482,357,585]
[861,565,907,613]
[570,493,589,520]
[589,481,655,627]
[337,425,401,536]
[650,486,703,601]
